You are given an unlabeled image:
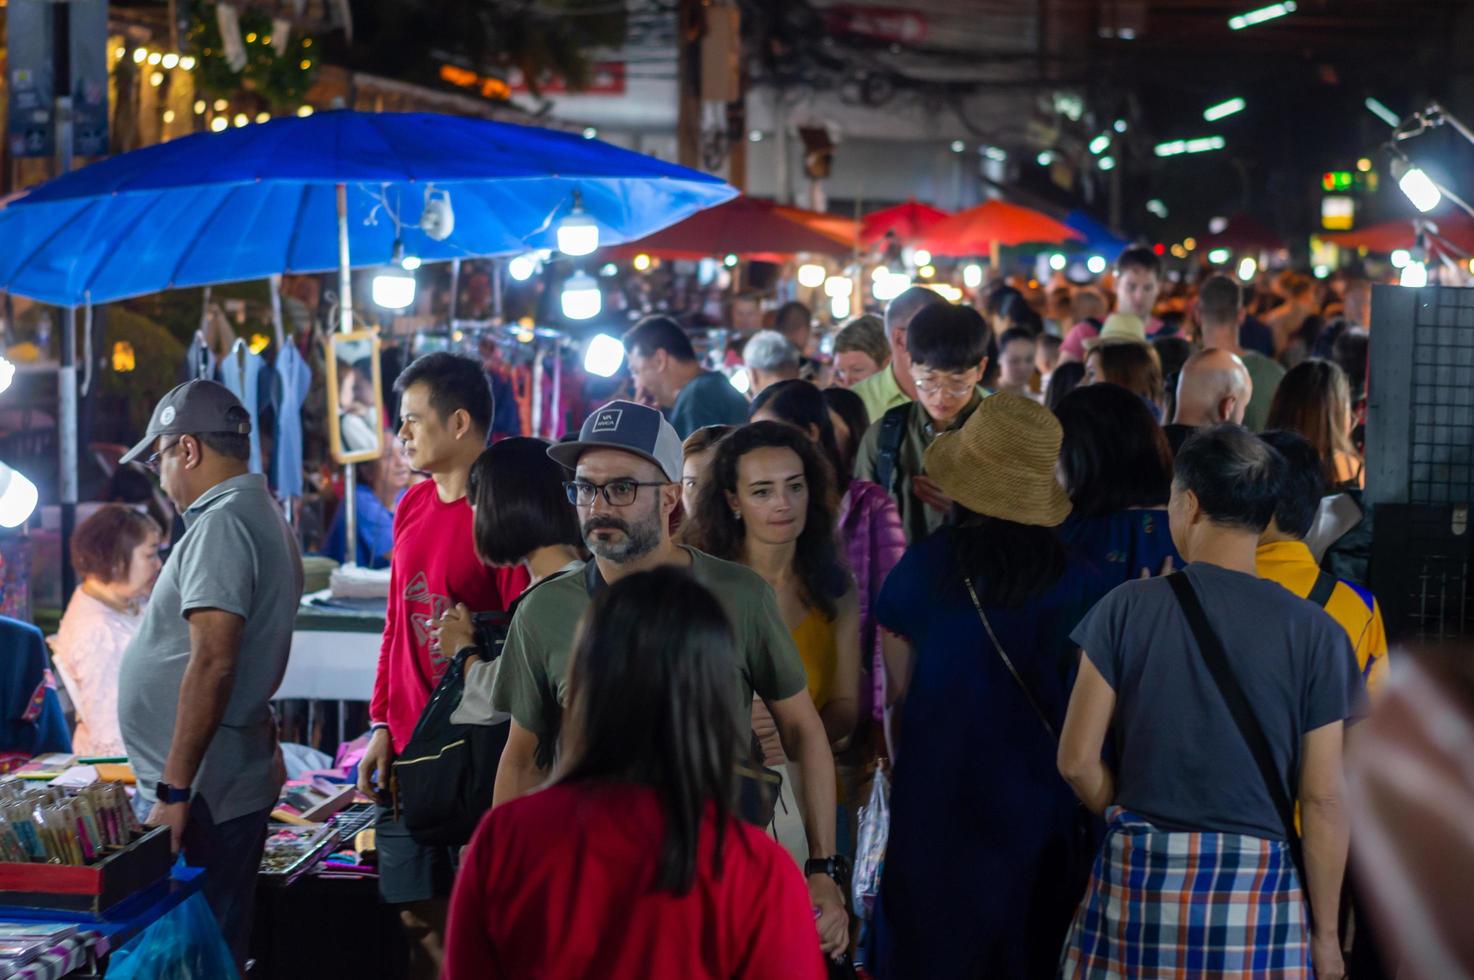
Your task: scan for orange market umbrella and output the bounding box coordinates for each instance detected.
[773,204,859,248]
[609,196,853,261]
[861,200,952,245]
[1320,215,1474,257]
[917,199,1081,256]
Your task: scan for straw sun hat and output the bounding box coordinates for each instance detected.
[1084,312,1147,351]
[922,392,1072,527]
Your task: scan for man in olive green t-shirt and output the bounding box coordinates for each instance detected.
[489,400,850,958]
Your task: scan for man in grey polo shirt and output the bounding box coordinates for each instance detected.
[117,380,304,968]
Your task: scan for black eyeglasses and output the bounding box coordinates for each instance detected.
[564,479,668,507]
[144,438,185,473]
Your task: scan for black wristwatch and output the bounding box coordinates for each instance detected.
[805,855,852,884]
[155,781,192,805]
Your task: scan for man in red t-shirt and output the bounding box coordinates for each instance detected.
[357,352,528,980]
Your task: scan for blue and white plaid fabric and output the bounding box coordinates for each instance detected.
[1059,807,1311,978]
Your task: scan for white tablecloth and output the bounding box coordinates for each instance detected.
[275,629,381,702]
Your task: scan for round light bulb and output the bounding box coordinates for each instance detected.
[1049,253,1067,271]
[557,211,600,257]
[508,254,538,281]
[0,464,39,529]
[372,270,417,309]
[797,264,827,288]
[962,264,984,289]
[583,334,625,377]
[1086,255,1107,275]
[561,273,602,321]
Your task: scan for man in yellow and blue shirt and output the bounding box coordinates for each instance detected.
[1257,430,1388,693]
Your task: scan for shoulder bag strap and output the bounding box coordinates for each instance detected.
[874,406,909,496]
[1306,570,1337,609]
[1167,571,1315,928]
[960,573,1058,742]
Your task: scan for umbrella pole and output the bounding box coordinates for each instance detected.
[336,182,358,565]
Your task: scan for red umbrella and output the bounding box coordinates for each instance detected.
[861,200,951,245]
[609,196,853,261]
[1320,215,1474,256]
[1202,214,1285,253]
[917,200,1081,256]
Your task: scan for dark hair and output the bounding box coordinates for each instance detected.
[1116,246,1162,279]
[774,301,812,339]
[985,285,1024,319]
[1007,303,1045,338]
[1153,335,1194,421]
[1055,384,1172,518]
[1089,342,1164,406]
[681,425,733,459]
[559,567,741,894]
[1198,274,1243,324]
[623,315,698,363]
[394,351,494,436]
[467,438,581,566]
[1259,430,1325,539]
[104,463,169,532]
[1044,360,1085,412]
[999,326,1038,352]
[71,504,161,583]
[750,380,849,493]
[821,386,871,478]
[907,303,994,372]
[196,405,252,461]
[689,421,847,618]
[946,511,1067,607]
[1175,424,1285,533]
[1332,328,1369,401]
[1265,359,1356,488]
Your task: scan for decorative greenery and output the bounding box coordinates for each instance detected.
[99,308,187,434]
[186,2,320,111]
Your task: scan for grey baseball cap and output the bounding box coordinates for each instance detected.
[120,380,252,464]
[547,400,683,482]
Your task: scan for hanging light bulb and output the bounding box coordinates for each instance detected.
[913,249,932,267]
[161,53,179,69]
[0,463,39,529]
[583,334,625,377]
[824,276,854,298]
[1087,255,1107,275]
[1390,249,1411,269]
[1400,261,1428,288]
[633,254,653,273]
[830,296,852,321]
[1049,253,1068,271]
[962,264,984,289]
[0,355,13,394]
[1237,257,1258,281]
[1393,158,1441,213]
[561,273,602,320]
[372,269,416,309]
[557,193,600,256]
[508,254,538,281]
[797,264,827,288]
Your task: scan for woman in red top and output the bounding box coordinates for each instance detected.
[443,567,826,980]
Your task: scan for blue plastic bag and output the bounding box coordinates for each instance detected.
[106,892,236,980]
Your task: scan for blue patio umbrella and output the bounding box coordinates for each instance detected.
[1063,210,1128,260]
[0,110,737,307]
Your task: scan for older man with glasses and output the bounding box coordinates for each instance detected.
[116,380,304,972]
[489,400,853,963]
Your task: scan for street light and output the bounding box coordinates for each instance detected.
[1203,98,1246,122]
[1228,1,1296,30]
[1393,158,1443,213]
[1365,97,1402,129]
[1155,136,1226,157]
[1089,134,1112,156]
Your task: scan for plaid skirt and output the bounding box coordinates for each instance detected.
[1059,807,1311,978]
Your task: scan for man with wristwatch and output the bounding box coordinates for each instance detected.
[116,381,304,971]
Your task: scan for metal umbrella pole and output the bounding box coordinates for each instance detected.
[336,183,358,566]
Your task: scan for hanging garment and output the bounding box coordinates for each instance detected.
[219,341,266,474]
[273,341,312,499]
[183,331,217,383]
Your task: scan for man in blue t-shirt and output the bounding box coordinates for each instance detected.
[622,315,749,439]
[1057,424,1361,980]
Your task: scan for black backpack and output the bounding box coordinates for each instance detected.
[872,404,910,497]
[391,608,516,847]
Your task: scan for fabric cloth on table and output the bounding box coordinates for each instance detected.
[272,341,312,499]
[47,589,142,756]
[1059,806,1311,978]
[838,479,907,723]
[218,341,266,474]
[1058,509,1181,587]
[0,616,71,771]
[869,530,1106,979]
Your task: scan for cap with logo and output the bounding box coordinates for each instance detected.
[120,380,252,464]
[547,400,683,483]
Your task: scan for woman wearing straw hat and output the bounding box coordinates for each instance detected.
[867,393,1109,980]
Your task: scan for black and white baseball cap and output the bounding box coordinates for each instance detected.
[120,380,251,464]
[547,400,683,482]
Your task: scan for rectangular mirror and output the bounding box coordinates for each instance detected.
[325,329,385,464]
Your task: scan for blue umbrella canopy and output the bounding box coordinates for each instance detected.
[1063,210,1128,259]
[0,111,736,306]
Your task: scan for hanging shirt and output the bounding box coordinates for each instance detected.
[371,480,529,753]
[182,333,216,383]
[219,343,265,474]
[273,342,311,499]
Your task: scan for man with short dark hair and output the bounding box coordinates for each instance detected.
[1164,348,1253,454]
[356,352,528,979]
[1197,274,1285,431]
[1257,430,1388,693]
[855,303,993,542]
[1061,251,1161,357]
[117,380,304,970]
[1058,425,1359,980]
[623,315,749,438]
[775,300,819,381]
[850,286,947,423]
[490,400,851,960]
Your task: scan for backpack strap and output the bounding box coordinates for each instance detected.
[1306,570,1337,609]
[873,404,910,496]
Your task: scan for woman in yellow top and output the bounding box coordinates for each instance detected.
[687,421,861,752]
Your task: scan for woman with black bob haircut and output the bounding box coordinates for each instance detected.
[1053,383,1180,584]
[687,421,861,752]
[443,567,824,978]
[751,381,905,744]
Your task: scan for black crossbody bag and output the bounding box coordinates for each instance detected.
[1167,572,1315,932]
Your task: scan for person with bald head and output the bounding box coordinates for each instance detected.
[1163,349,1253,454]
[1196,274,1284,431]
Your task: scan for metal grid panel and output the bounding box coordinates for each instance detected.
[1371,505,1474,645]
[1407,287,1474,505]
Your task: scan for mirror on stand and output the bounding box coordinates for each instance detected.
[325,329,384,465]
